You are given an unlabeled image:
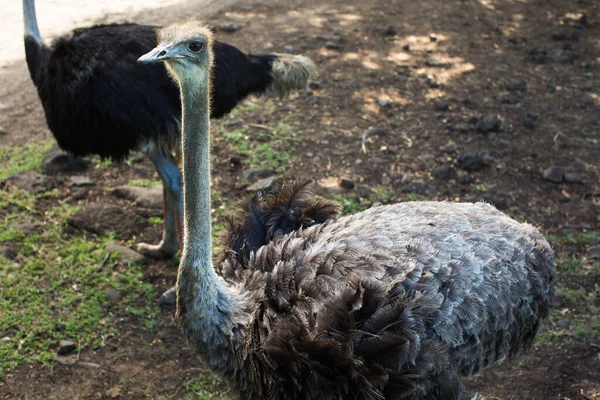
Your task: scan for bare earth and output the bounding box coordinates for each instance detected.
[1,0,599,399]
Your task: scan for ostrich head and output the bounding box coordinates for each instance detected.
[138,21,213,82]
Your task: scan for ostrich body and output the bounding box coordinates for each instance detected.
[23,0,316,259]
[139,23,556,399]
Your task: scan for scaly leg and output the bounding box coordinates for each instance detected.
[133,147,182,260]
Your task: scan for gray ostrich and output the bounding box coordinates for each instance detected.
[138,22,556,400]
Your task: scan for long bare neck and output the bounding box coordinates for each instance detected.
[175,68,247,376]
[23,0,42,43]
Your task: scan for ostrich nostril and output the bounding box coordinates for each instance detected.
[158,50,167,57]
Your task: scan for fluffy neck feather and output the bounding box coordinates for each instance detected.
[23,0,42,44]
[173,65,247,376]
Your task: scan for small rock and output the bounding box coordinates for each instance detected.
[501,94,521,104]
[439,143,456,154]
[425,59,443,67]
[325,42,341,50]
[229,156,242,167]
[403,181,428,194]
[242,168,271,181]
[305,152,314,158]
[523,118,535,129]
[218,22,242,33]
[477,114,501,134]
[339,178,355,190]
[377,98,391,107]
[433,165,454,180]
[458,150,485,171]
[551,288,563,308]
[314,35,328,41]
[505,80,527,91]
[456,170,473,184]
[5,172,53,194]
[112,185,163,209]
[434,102,450,111]
[105,287,123,305]
[308,81,321,90]
[402,44,410,51]
[368,128,387,137]
[582,93,596,106]
[551,33,568,41]
[247,176,277,191]
[55,355,78,365]
[564,172,583,184]
[0,245,17,260]
[43,144,91,175]
[283,45,294,53]
[376,25,396,37]
[57,339,77,355]
[557,319,571,329]
[78,362,101,369]
[429,33,437,42]
[158,286,176,309]
[106,241,147,265]
[68,175,94,187]
[542,167,564,184]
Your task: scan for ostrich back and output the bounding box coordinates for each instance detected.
[221,201,555,399]
[25,23,277,160]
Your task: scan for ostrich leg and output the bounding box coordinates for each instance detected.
[133,147,182,260]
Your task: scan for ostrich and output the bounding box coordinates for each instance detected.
[23,0,316,259]
[139,23,556,399]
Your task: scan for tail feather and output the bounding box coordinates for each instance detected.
[268,53,317,99]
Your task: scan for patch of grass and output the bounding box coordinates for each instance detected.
[550,231,599,247]
[251,143,290,172]
[0,139,53,181]
[178,371,231,400]
[556,256,598,277]
[129,179,160,188]
[0,187,159,378]
[333,186,396,216]
[537,283,600,346]
[148,216,163,225]
[470,183,488,192]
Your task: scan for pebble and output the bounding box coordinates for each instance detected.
[112,185,163,209]
[57,339,77,355]
[325,42,341,50]
[339,178,355,190]
[501,94,521,104]
[242,167,271,181]
[283,45,294,53]
[477,114,501,135]
[218,22,242,33]
[582,93,596,106]
[247,176,277,191]
[564,172,583,184]
[68,175,94,187]
[542,167,565,184]
[106,241,147,265]
[551,288,563,308]
[376,25,397,37]
[5,172,53,194]
[434,102,450,111]
[458,150,485,171]
[439,143,456,154]
[105,287,123,305]
[377,98,391,107]
[425,59,443,67]
[505,80,527,91]
[433,165,454,180]
[158,287,176,309]
[429,33,437,42]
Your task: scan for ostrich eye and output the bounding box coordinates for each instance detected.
[188,41,204,52]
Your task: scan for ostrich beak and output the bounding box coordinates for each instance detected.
[138,44,184,64]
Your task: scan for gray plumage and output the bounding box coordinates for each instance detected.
[139,23,556,400]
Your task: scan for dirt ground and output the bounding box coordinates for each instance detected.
[1,0,600,399]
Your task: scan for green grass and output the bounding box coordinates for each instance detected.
[0,187,159,378]
[333,186,396,216]
[178,372,231,400]
[0,139,54,181]
[129,179,160,188]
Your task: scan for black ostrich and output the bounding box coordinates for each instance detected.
[23,0,316,259]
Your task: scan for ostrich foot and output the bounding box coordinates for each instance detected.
[133,241,178,260]
[158,286,177,309]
